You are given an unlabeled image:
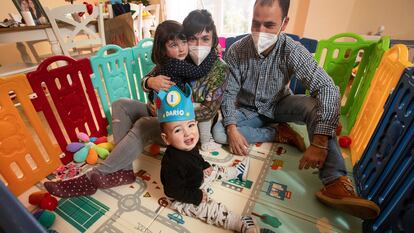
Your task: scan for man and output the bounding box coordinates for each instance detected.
[212,0,380,219]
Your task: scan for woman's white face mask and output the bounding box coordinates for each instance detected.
[189,46,210,65]
[252,17,285,55]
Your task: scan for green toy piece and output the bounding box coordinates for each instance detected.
[252,212,282,228]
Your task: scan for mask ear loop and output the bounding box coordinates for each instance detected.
[278,17,286,35]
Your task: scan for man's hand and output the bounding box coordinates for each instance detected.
[299,134,329,169]
[203,166,213,177]
[227,125,249,156]
[147,75,176,92]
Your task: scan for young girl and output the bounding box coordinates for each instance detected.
[145,20,222,151]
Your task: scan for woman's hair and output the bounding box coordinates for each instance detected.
[182,9,218,48]
[152,20,187,66]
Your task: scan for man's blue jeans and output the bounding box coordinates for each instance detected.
[213,95,347,185]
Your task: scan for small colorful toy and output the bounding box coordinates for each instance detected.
[67,132,114,165]
[338,136,352,148]
[252,212,282,228]
[29,191,58,211]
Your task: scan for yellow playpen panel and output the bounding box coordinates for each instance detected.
[0,74,61,196]
[350,45,413,164]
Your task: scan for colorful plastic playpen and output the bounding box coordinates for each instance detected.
[1,32,413,233]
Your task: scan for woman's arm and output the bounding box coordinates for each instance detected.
[193,60,228,121]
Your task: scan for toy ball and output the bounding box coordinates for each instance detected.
[338,136,352,148]
[33,210,56,229]
[39,194,58,211]
[29,191,49,205]
[29,191,58,211]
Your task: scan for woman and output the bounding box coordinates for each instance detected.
[44,9,228,198]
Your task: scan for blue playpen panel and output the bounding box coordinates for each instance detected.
[362,166,414,233]
[0,181,46,233]
[354,67,414,232]
[354,67,414,199]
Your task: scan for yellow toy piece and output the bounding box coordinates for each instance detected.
[97,142,114,151]
[350,45,413,164]
[142,10,152,17]
[0,74,61,196]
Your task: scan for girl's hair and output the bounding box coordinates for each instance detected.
[152,20,187,66]
[182,9,218,49]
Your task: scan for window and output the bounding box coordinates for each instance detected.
[164,0,255,36]
[203,0,255,36]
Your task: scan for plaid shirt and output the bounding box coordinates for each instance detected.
[222,33,340,137]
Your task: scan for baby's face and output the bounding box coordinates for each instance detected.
[165,38,188,61]
[161,120,199,151]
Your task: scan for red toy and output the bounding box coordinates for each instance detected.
[338,136,352,148]
[29,191,58,211]
[149,144,160,156]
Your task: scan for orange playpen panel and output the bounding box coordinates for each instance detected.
[0,74,61,196]
[350,45,413,164]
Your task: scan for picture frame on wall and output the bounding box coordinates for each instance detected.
[12,0,48,25]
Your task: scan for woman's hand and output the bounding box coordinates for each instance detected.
[147,102,157,117]
[147,75,176,92]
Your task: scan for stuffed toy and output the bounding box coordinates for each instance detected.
[67,132,114,165]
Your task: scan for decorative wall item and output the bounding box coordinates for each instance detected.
[12,0,48,25]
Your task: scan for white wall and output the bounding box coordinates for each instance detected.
[347,0,414,40]
[302,0,357,40]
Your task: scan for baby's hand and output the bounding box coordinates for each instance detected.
[203,166,213,177]
[201,191,208,203]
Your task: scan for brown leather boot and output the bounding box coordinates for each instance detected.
[315,176,380,219]
[90,170,136,189]
[275,123,306,152]
[44,174,97,198]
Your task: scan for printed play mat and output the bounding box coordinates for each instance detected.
[19,125,362,233]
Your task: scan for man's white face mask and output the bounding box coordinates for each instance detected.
[189,46,210,65]
[252,17,285,55]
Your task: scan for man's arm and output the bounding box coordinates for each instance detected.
[287,44,340,138]
[287,43,340,169]
[221,45,250,155]
[221,46,243,127]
